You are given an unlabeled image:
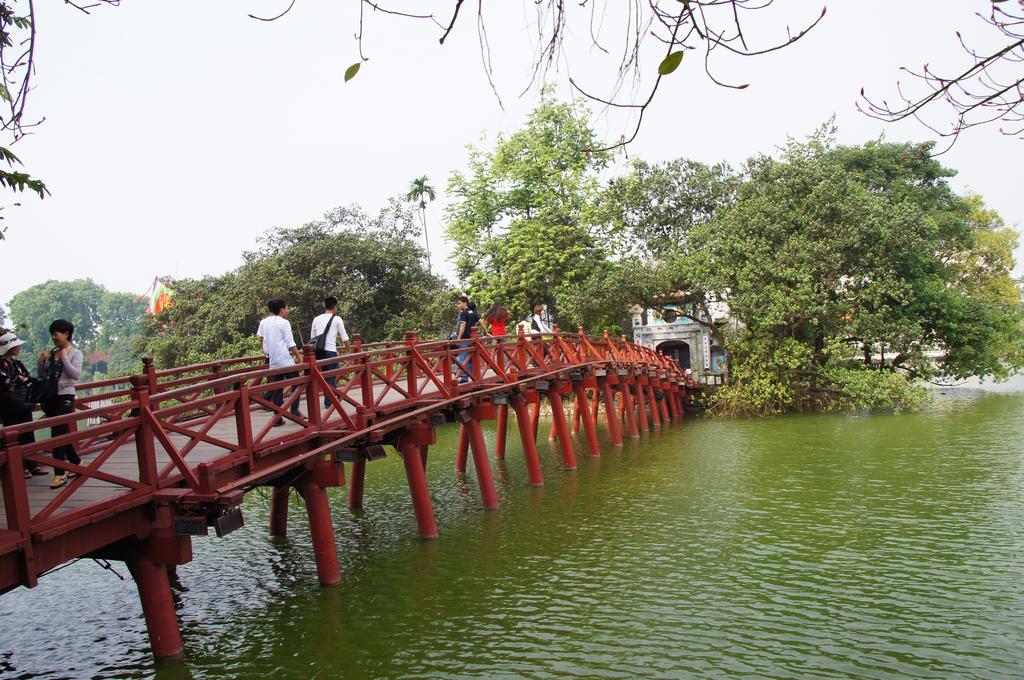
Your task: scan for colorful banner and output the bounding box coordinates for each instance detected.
[134,276,174,315]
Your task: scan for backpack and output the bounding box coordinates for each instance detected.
[310,314,337,360]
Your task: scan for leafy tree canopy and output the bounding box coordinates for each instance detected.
[683,129,1024,412]
[445,97,610,321]
[6,278,145,374]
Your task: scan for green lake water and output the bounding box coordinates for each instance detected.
[2,389,1024,678]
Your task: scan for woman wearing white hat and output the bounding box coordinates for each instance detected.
[0,331,45,478]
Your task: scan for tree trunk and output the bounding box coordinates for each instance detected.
[420,206,431,273]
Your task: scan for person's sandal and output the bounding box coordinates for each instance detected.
[49,473,68,489]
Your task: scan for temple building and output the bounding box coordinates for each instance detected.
[629,302,729,383]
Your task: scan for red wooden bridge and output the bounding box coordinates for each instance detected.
[0,327,698,660]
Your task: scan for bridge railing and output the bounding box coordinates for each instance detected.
[0,330,696,556]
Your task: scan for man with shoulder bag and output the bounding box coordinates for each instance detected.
[309,296,351,408]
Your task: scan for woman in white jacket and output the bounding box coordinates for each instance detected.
[530,304,552,334]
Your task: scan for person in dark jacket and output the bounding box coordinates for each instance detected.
[452,296,480,383]
[0,332,44,478]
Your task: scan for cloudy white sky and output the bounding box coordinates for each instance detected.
[0,1,1019,310]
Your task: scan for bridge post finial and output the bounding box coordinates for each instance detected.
[352,333,362,352]
[142,356,158,394]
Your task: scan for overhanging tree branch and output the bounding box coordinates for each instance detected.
[860,2,1024,152]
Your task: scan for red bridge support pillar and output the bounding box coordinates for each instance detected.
[348,458,366,509]
[600,378,623,446]
[572,381,601,458]
[547,387,578,470]
[620,378,640,439]
[635,380,650,432]
[464,414,499,509]
[455,424,469,473]
[657,385,671,424]
[128,556,184,660]
[530,402,541,443]
[299,477,341,586]
[399,439,439,538]
[511,396,544,487]
[646,380,662,428]
[269,484,290,536]
[665,386,679,423]
[495,404,509,460]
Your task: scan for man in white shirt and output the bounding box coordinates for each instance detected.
[257,298,303,425]
[309,296,351,407]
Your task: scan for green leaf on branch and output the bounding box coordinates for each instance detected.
[0,169,49,199]
[0,146,21,166]
[658,51,684,76]
[344,62,361,82]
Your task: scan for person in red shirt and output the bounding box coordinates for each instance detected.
[483,303,509,336]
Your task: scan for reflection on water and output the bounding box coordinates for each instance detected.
[3,392,1024,678]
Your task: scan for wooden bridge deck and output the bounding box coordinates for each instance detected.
[1,408,285,530]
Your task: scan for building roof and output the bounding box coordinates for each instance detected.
[86,349,111,364]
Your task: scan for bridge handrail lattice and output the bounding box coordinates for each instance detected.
[0,329,696,591]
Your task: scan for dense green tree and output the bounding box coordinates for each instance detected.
[561,157,739,334]
[599,158,739,258]
[6,278,145,376]
[687,131,1023,413]
[8,279,107,356]
[566,128,1022,413]
[445,98,610,322]
[96,291,147,349]
[138,201,454,369]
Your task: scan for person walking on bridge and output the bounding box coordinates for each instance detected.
[38,319,83,488]
[531,304,552,334]
[483,303,509,337]
[310,296,350,407]
[451,296,479,383]
[257,299,303,426]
